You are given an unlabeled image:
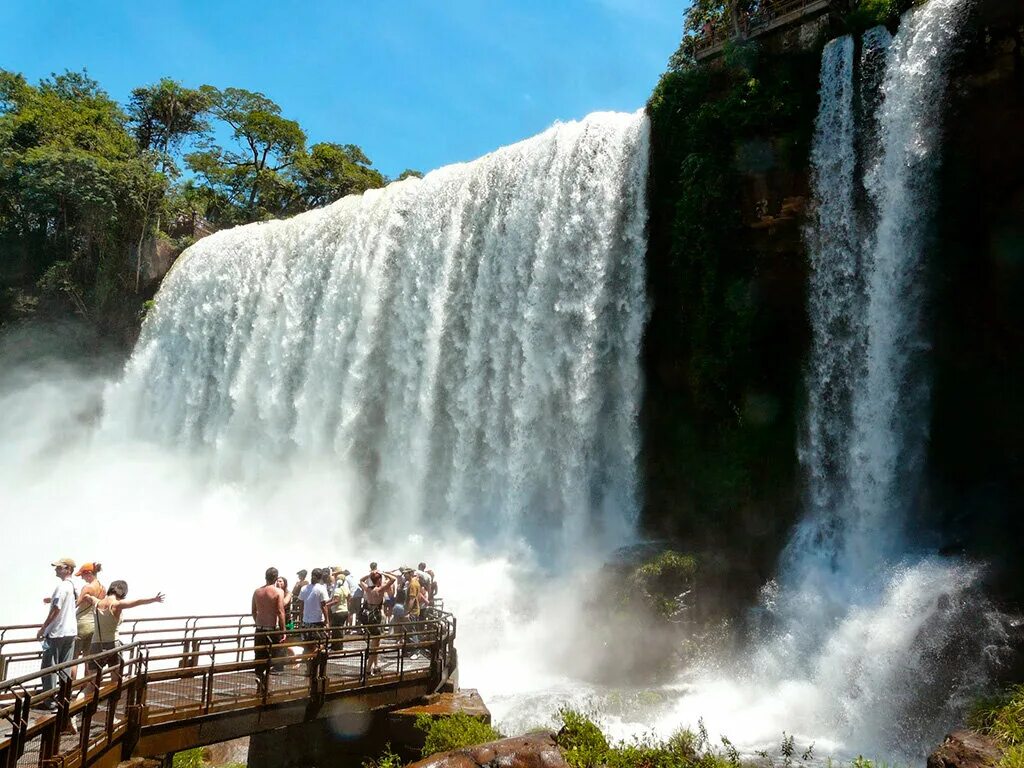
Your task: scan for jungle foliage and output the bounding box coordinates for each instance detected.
[0,70,411,338]
[643,40,822,587]
[416,712,504,758]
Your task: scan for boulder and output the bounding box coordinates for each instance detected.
[406,732,567,768]
[927,730,1003,768]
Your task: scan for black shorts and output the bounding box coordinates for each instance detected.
[88,641,121,671]
[301,622,326,642]
[359,604,383,634]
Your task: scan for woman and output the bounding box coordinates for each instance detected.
[87,580,165,672]
[73,563,105,669]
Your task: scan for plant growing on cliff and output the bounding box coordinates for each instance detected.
[362,743,404,768]
[415,712,503,758]
[970,684,1024,766]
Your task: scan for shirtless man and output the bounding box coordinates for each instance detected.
[251,567,286,686]
[359,568,396,675]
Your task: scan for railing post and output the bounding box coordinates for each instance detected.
[7,692,28,768]
[203,647,217,712]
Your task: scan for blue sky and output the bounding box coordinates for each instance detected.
[1,1,685,179]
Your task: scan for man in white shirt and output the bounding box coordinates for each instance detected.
[298,568,332,654]
[37,557,79,707]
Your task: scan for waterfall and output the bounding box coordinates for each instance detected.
[103,111,650,554]
[751,0,1005,756]
[794,0,971,590]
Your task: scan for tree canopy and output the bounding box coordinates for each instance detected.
[0,69,401,337]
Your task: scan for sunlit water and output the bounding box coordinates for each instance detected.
[0,10,1006,762]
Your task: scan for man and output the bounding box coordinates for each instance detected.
[251,567,286,686]
[416,562,436,606]
[344,568,361,626]
[37,558,78,708]
[358,568,396,675]
[298,568,332,654]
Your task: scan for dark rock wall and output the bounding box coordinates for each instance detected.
[640,1,1024,610]
[929,9,1024,601]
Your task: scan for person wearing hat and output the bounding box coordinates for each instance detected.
[73,563,105,673]
[328,568,350,642]
[36,558,79,705]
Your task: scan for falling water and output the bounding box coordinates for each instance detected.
[103,111,650,555]
[750,0,1005,756]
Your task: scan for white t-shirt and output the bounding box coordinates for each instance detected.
[300,583,330,624]
[48,580,77,638]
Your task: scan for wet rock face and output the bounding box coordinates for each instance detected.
[406,733,567,768]
[927,730,1003,768]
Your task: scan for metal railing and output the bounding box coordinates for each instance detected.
[693,0,835,57]
[0,609,457,768]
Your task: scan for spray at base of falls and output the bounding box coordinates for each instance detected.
[0,4,1008,761]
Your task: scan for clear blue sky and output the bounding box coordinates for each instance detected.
[1,1,685,179]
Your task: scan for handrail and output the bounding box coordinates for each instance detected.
[693,0,835,55]
[0,609,457,768]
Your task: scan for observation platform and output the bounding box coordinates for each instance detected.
[0,609,459,768]
[694,0,843,61]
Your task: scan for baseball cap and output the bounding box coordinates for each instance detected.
[75,562,97,576]
[51,557,76,568]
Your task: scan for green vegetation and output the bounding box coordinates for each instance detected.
[0,68,416,337]
[170,748,244,768]
[556,709,736,768]
[643,40,821,589]
[415,712,504,758]
[171,749,205,768]
[362,743,405,768]
[970,685,1024,766]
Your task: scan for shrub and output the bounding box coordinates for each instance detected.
[415,712,502,758]
[362,743,404,768]
[970,685,1024,747]
[557,709,610,768]
[172,749,205,768]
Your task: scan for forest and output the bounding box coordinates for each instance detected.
[0,72,420,338]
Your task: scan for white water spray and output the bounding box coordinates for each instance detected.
[104,111,650,556]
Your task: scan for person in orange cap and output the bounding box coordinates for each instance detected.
[73,563,105,673]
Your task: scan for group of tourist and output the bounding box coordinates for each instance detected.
[252,562,438,676]
[36,557,164,711]
[34,556,438,701]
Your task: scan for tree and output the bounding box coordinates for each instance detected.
[293,142,385,208]
[128,79,210,175]
[186,86,306,220]
[0,69,162,322]
[396,168,423,181]
[127,79,210,288]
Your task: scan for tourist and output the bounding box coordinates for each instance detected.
[346,569,361,626]
[252,567,287,685]
[359,568,396,675]
[73,562,105,673]
[275,575,290,605]
[329,567,350,639]
[36,558,79,709]
[293,569,309,602]
[298,568,331,654]
[86,580,165,673]
[416,562,436,605]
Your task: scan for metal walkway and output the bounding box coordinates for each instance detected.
[694,0,836,60]
[0,610,457,768]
